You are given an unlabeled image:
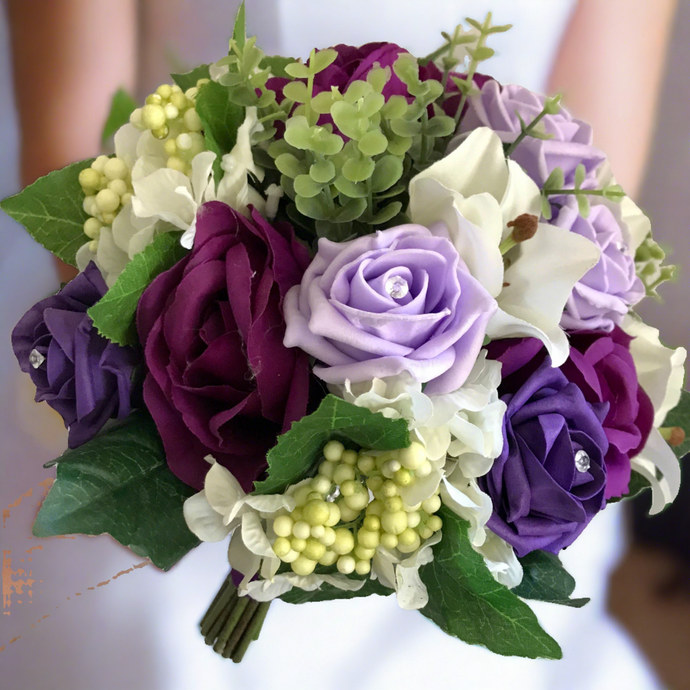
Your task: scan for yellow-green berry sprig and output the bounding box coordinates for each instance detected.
[78,154,133,251]
[270,440,443,579]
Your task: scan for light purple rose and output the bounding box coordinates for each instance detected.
[554,197,645,332]
[460,81,606,189]
[283,225,497,395]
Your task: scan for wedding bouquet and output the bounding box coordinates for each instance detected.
[4,5,688,663]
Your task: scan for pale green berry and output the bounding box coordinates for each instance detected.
[292,485,312,506]
[365,499,384,517]
[79,167,100,191]
[344,491,368,512]
[121,193,132,206]
[272,536,291,558]
[292,520,311,540]
[156,84,173,99]
[108,179,128,197]
[385,496,403,513]
[399,442,426,470]
[291,555,317,576]
[176,132,193,152]
[319,461,336,479]
[282,549,300,563]
[363,515,380,532]
[103,157,128,181]
[142,103,167,130]
[164,103,179,120]
[427,515,443,532]
[422,495,442,514]
[337,555,356,575]
[319,526,336,547]
[303,538,327,561]
[367,476,384,492]
[273,514,293,538]
[357,528,379,550]
[332,528,355,555]
[415,460,432,478]
[185,87,199,100]
[303,499,330,526]
[340,480,357,497]
[92,155,109,174]
[383,459,401,476]
[417,526,434,540]
[83,217,102,239]
[129,108,143,127]
[167,156,187,173]
[381,510,407,535]
[291,507,303,522]
[341,449,358,466]
[197,78,210,87]
[311,524,325,539]
[319,550,338,566]
[310,474,331,495]
[324,502,341,527]
[357,455,376,474]
[145,93,163,106]
[152,125,169,139]
[171,91,188,111]
[290,537,307,552]
[323,440,345,462]
[382,480,398,498]
[88,240,98,253]
[96,189,120,214]
[380,533,398,550]
[397,529,421,554]
[395,468,413,486]
[101,211,116,225]
[406,511,421,529]
[337,500,361,523]
[333,464,355,486]
[164,138,178,156]
[355,560,371,576]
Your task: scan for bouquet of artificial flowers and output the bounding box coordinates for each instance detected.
[4,4,688,664]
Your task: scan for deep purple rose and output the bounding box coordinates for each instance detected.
[478,349,609,556]
[12,262,137,448]
[137,202,312,491]
[283,225,497,395]
[554,197,645,332]
[459,81,606,189]
[489,329,654,503]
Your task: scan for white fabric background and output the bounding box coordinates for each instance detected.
[0,1,663,688]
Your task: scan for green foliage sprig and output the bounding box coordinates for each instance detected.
[635,233,678,298]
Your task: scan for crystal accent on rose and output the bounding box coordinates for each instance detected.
[384,275,410,300]
[575,450,591,473]
[29,349,45,369]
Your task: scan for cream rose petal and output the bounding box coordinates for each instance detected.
[203,462,247,524]
[132,168,197,230]
[182,490,231,542]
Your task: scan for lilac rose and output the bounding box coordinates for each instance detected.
[554,197,645,332]
[283,225,497,395]
[479,347,609,556]
[12,262,138,448]
[460,81,606,189]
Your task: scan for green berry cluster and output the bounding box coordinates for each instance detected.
[635,233,677,298]
[270,440,442,579]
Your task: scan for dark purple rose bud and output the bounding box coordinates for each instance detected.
[12,262,138,448]
[478,350,609,557]
[137,202,313,492]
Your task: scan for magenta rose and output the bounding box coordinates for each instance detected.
[137,202,312,491]
[283,225,497,395]
[489,328,654,499]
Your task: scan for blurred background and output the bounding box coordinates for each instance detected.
[1,1,688,688]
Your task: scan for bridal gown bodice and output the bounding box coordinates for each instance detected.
[0,1,663,688]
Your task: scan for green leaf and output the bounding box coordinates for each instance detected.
[0,159,94,267]
[420,507,562,660]
[233,1,246,49]
[254,394,410,496]
[370,201,403,225]
[171,64,211,92]
[259,55,295,79]
[334,176,368,199]
[372,155,404,193]
[281,576,391,604]
[664,389,690,460]
[608,470,651,504]
[101,89,138,145]
[513,551,589,608]
[334,197,367,223]
[294,174,324,199]
[87,230,188,346]
[195,81,245,182]
[33,413,199,570]
[311,49,338,75]
[284,62,312,80]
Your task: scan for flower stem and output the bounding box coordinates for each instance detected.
[200,573,272,663]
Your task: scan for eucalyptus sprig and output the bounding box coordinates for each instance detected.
[504,94,562,157]
[540,164,625,219]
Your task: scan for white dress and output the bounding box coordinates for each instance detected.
[0,1,662,688]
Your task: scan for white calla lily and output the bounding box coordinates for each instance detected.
[409,127,601,366]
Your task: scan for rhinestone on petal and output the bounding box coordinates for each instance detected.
[575,450,591,473]
[29,349,45,369]
[384,275,410,300]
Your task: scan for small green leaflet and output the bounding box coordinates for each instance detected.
[88,230,188,347]
[513,551,589,608]
[233,1,246,49]
[664,389,690,460]
[253,395,410,496]
[101,88,138,145]
[259,55,294,79]
[0,159,94,267]
[33,413,199,571]
[195,80,245,183]
[171,65,212,92]
[419,507,562,660]
[281,577,391,604]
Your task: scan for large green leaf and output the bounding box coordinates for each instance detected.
[0,159,94,267]
[87,230,187,346]
[195,81,245,182]
[281,576,391,604]
[101,88,138,144]
[513,551,589,608]
[664,389,690,460]
[171,65,211,92]
[253,395,410,496]
[419,507,562,660]
[33,413,198,570]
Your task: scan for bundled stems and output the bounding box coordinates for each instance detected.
[200,573,271,662]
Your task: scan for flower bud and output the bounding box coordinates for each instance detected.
[323,440,345,462]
